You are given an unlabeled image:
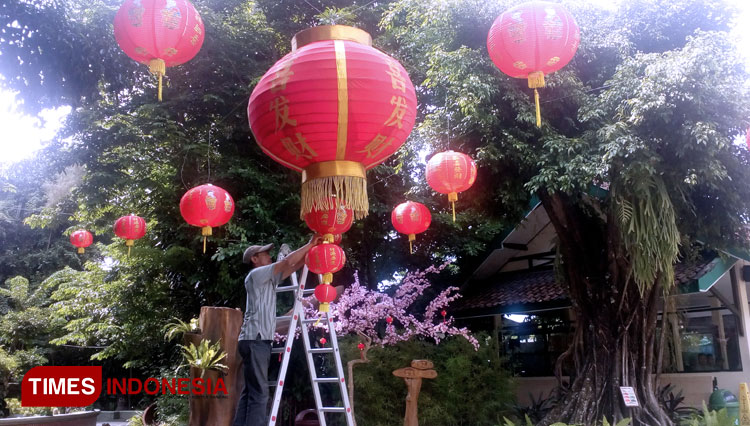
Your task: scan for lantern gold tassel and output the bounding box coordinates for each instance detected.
[448,192,458,222]
[126,239,134,257]
[301,161,368,220]
[408,233,415,254]
[528,71,545,128]
[201,226,212,254]
[77,247,84,254]
[322,273,333,284]
[149,58,166,101]
[319,302,330,313]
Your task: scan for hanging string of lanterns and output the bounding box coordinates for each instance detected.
[113,214,147,257]
[487,1,580,127]
[305,243,346,313]
[179,184,235,253]
[114,0,205,101]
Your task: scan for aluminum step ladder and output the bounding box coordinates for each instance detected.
[267,264,354,426]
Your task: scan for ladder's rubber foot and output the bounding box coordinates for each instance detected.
[313,377,339,383]
[308,348,334,354]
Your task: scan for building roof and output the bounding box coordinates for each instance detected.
[453,255,720,317]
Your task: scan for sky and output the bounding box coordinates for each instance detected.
[1,0,750,166]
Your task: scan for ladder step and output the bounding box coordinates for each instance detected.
[308,348,334,354]
[320,407,346,413]
[276,285,298,293]
[302,317,329,324]
[276,315,293,322]
[313,377,340,383]
[302,289,315,296]
[271,347,287,354]
[268,381,277,387]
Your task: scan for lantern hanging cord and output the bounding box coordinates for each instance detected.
[303,0,322,14]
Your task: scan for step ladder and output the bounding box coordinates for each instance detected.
[267,264,354,426]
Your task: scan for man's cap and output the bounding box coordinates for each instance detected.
[243,243,273,264]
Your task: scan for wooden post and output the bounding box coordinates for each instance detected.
[392,360,437,426]
[188,307,243,426]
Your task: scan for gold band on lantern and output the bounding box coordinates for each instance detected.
[292,25,372,51]
[302,161,366,182]
[334,40,349,160]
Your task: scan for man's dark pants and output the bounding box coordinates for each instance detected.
[233,338,271,426]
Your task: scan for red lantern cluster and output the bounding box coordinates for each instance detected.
[248,25,417,220]
[180,184,235,253]
[391,201,431,254]
[70,230,93,254]
[114,0,205,100]
[305,243,346,313]
[426,151,477,221]
[114,214,147,256]
[487,1,580,126]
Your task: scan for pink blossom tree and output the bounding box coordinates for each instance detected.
[304,263,478,417]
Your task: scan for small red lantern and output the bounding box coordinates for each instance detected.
[314,283,337,313]
[385,316,393,325]
[305,244,346,284]
[114,0,205,100]
[441,309,447,324]
[304,203,354,243]
[179,184,235,253]
[391,201,431,254]
[114,214,147,256]
[70,230,93,254]
[426,151,477,222]
[319,337,327,345]
[248,25,418,219]
[487,1,580,126]
[357,342,365,359]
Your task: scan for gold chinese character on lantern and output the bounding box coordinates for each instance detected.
[270,59,295,93]
[358,133,394,158]
[270,96,298,132]
[385,59,406,93]
[384,96,408,129]
[281,133,317,160]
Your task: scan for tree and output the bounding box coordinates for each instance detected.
[381,0,750,424]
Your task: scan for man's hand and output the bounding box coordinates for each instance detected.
[274,235,321,279]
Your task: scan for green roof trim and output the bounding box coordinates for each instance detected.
[697,256,736,292]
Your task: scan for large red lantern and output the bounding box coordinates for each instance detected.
[114,215,147,256]
[304,203,354,243]
[179,184,234,253]
[487,1,580,126]
[114,0,205,101]
[426,151,477,222]
[314,283,337,313]
[70,230,93,254]
[391,201,431,254]
[305,244,346,285]
[248,25,418,220]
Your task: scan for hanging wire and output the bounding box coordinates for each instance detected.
[303,0,323,14]
[206,126,212,182]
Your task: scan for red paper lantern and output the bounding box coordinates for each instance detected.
[314,283,337,313]
[114,214,147,256]
[114,0,205,100]
[248,25,418,219]
[426,151,477,221]
[70,230,93,254]
[487,1,580,126]
[391,201,431,253]
[305,244,346,285]
[304,203,354,243]
[179,184,234,253]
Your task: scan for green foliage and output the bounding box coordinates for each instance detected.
[5,398,53,417]
[680,403,736,426]
[178,339,228,378]
[341,333,514,426]
[162,318,200,342]
[501,416,631,426]
[154,391,190,426]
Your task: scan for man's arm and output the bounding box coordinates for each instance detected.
[273,236,321,279]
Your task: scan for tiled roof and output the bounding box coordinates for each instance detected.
[453,255,719,313]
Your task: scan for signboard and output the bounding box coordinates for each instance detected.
[620,386,639,407]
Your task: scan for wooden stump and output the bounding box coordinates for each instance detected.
[188,307,243,426]
[393,360,437,426]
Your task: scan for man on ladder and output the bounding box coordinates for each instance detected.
[233,237,321,426]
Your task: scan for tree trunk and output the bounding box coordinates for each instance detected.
[538,191,671,426]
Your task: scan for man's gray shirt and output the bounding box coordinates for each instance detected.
[238,263,283,341]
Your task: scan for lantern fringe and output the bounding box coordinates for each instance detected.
[408,233,415,254]
[77,247,84,254]
[301,175,368,220]
[149,59,166,102]
[318,302,330,313]
[448,192,458,222]
[528,71,545,128]
[201,226,212,254]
